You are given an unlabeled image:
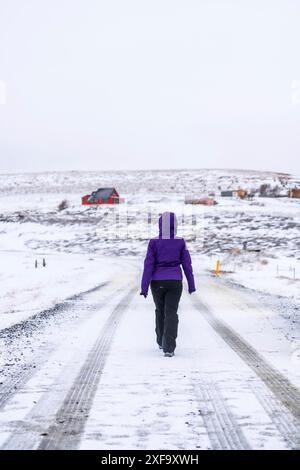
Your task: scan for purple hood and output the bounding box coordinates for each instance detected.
[140,212,196,295]
[158,212,177,239]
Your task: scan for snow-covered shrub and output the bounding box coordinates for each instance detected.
[58,199,69,211]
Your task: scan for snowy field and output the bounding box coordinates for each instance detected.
[0,169,299,450]
[1,169,300,303]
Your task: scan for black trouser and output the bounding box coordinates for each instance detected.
[150,280,183,353]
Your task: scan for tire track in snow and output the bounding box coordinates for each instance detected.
[0,282,109,410]
[251,380,300,450]
[192,379,251,450]
[192,295,300,449]
[38,287,135,450]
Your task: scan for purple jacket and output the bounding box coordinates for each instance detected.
[140,212,196,295]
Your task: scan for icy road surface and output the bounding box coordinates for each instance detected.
[0,266,299,450]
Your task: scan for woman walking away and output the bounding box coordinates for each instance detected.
[140,212,196,357]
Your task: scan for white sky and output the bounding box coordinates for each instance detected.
[0,0,300,175]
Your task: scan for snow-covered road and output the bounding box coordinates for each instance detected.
[0,267,299,450]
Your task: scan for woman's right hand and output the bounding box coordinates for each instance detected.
[140,292,148,298]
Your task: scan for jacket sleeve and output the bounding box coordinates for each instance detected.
[140,240,156,295]
[181,240,196,293]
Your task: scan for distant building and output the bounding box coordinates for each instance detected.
[185,197,217,206]
[237,189,248,199]
[288,188,300,199]
[82,187,124,205]
[221,190,238,198]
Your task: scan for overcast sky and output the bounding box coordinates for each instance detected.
[0,0,300,175]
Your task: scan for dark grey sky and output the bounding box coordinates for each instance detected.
[0,0,300,175]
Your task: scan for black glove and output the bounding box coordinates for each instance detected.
[140,292,148,298]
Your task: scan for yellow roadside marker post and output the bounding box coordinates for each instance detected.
[216,260,220,275]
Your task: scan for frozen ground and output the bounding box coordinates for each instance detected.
[0,263,299,450]
[1,169,299,303]
[0,169,299,450]
[1,169,300,260]
[0,251,129,330]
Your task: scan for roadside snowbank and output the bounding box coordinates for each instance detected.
[198,253,300,302]
[0,251,130,330]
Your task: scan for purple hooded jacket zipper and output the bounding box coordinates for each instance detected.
[140,212,196,295]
